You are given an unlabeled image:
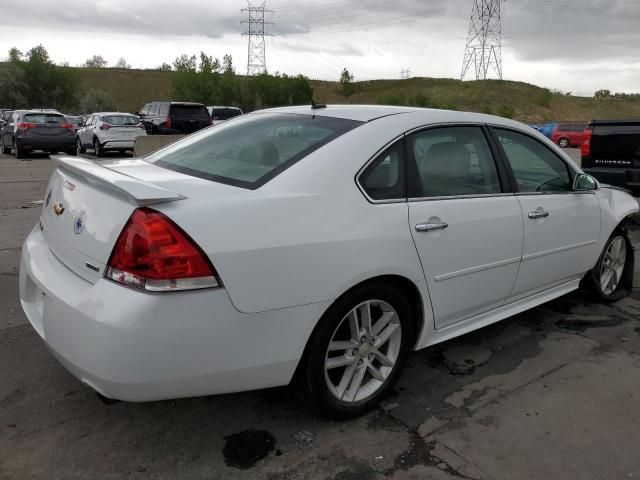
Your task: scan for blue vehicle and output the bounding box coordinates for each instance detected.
[538,122,557,139]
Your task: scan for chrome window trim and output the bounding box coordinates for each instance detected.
[514,191,597,197]
[408,193,515,203]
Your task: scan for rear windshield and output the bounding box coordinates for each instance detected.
[212,108,242,121]
[24,113,64,123]
[146,113,362,189]
[102,115,139,125]
[170,105,209,120]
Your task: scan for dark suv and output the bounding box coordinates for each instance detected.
[137,102,211,135]
[0,110,76,159]
[582,119,640,190]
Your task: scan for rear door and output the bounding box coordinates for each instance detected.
[406,125,523,329]
[491,127,600,298]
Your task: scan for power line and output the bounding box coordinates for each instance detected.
[241,1,274,76]
[400,68,412,80]
[461,0,504,81]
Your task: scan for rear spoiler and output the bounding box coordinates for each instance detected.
[51,156,186,205]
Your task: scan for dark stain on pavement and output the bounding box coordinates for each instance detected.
[556,317,624,332]
[222,429,276,470]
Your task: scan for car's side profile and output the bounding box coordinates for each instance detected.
[551,122,587,148]
[76,112,146,157]
[20,106,638,417]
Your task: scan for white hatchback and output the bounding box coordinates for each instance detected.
[76,112,146,157]
[20,106,638,417]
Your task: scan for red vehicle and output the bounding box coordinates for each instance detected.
[551,123,587,148]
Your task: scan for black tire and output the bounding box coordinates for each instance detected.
[0,138,10,154]
[93,138,102,157]
[558,137,570,148]
[14,140,24,159]
[297,282,415,418]
[584,228,634,302]
[77,138,85,154]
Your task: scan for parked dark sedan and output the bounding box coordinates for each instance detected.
[0,110,76,159]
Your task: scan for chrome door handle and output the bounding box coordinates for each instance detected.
[528,210,549,219]
[415,221,448,232]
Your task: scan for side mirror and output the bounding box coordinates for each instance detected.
[573,173,598,191]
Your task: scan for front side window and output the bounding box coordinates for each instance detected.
[146,113,362,189]
[407,126,502,198]
[493,128,571,192]
[359,140,405,200]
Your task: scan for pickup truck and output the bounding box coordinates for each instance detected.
[581,119,640,191]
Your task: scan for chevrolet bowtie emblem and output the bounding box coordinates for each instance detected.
[53,202,65,216]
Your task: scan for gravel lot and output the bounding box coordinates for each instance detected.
[2,149,640,480]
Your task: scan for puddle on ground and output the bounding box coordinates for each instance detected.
[556,317,623,332]
[222,429,276,470]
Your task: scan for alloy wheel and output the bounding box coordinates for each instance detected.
[324,299,402,403]
[599,236,626,295]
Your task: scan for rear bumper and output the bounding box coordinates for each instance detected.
[19,226,328,401]
[100,140,136,150]
[583,167,640,190]
[17,136,75,150]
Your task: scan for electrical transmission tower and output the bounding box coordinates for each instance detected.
[241,1,274,76]
[400,68,412,80]
[460,0,503,81]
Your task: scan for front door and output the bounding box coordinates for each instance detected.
[406,126,523,329]
[490,127,601,298]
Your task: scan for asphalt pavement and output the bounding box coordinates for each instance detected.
[2,149,640,480]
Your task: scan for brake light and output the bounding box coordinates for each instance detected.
[100,123,112,130]
[208,116,213,126]
[105,208,219,292]
[136,122,145,129]
[17,122,36,131]
[165,115,172,129]
[581,127,593,157]
[61,122,75,131]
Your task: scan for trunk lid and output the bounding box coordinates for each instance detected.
[40,156,241,283]
[591,121,640,167]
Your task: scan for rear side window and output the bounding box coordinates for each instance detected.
[102,115,139,125]
[407,126,502,198]
[494,128,571,192]
[146,113,362,189]
[359,140,405,201]
[23,114,64,123]
[171,105,209,120]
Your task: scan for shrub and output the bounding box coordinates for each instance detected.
[81,89,118,113]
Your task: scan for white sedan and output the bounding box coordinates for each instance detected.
[20,105,638,417]
[76,112,146,157]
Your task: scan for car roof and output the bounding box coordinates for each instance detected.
[22,110,63,115]
[589,119,640,125]
[257,104,531,129]
[92,112,136,116]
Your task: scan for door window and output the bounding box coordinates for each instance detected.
[139,104,150,115]
[493,128,572,193]
[359,140,405,200]
[407,126,502,198]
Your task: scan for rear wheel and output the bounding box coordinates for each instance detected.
[93,138,102,157]
[558,137,570,148]
[77,138,85,154]
[14,140,25,159]
[0,138,10,154]
[586,229,633,302]
[298,282,414,418]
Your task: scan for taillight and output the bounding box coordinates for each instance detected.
[165,115,172,129]
[208,116,213,126]
[17,122,36,131]
[100,123,112,130]
[105,208,219,292]
[581,127,593,157]
[61,122,74,131]
[136,122,145,129]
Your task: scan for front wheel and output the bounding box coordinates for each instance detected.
[586,229,633,302]
[0,138,10,154]
[558,137,570,148]
[297,283,415,418]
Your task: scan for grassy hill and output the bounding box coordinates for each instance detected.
[6,63,640,123]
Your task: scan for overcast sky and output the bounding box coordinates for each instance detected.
[1,0,638,96]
